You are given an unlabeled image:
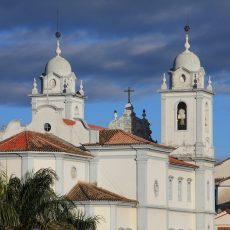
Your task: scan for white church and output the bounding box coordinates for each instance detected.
[0,27,215,230]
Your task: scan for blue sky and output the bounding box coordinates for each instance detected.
[0,1,229,159]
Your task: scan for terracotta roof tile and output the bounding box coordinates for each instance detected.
[63,119,76,126]
[0,131,92,157]
[88,124,105,130]
[169,156,198,168]
[67,182,137,203]
[85,129,174,149]
[62,119,105,130]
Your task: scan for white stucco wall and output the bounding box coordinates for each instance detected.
[93,206,111,230]
[168,210,196,230]
[97,156,136,200]
[205,167,215,211]
[147,158,167,206]
[147,209,167,230]
[63,159,88,194]
[168,167,195,209]
[117,207,137,230]
[27,107,93,146]
[0,157,21,178]
[33,158,55,172]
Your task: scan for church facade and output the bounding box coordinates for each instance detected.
[0,29,215,230]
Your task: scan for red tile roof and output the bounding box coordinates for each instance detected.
[88,124,105,130]
[0,131,92,157]
[85,129,174,149]
[63,119,105,130]
[63,119,76,126]
[67,181,137,203]
[169,156,198,168]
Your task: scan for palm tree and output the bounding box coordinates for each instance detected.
[0,170,20,229]
[0,168,101,230]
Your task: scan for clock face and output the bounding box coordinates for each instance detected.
[49,79,56,88]
[180,75,186,83]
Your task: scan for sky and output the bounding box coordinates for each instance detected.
[0,1,229,160]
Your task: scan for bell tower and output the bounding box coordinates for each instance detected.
[30,31,86,121]
[160,26,215,230]
[160,26,214,159]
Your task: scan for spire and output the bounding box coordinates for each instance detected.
[32,78,38,94]
[79,80,84,96]
[161,73,167,90]
[207,76,213,91]
[114,110,118,120]
[55,31,62,56]
[142,109,146,119]
[184,25,190,51]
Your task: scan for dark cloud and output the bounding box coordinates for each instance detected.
[0,1,230,105]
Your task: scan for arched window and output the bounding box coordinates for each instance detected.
[187,178,192,202]
[177,102,187,130]
[169,176,174,200]
[207,180,210,201]
[154,180,159,197]
[178,177,183,201]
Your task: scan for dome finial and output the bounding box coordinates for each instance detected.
[55,31,62,56]
[184,25,190,51]
[207,75,213,91]
[161,73,167,90]
[79,80,84,96]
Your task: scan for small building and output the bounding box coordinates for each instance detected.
[215,209,230,230]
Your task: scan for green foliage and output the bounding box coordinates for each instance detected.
[0,168,101,230]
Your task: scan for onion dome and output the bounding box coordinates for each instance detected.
[45,31,72,76]
[173,26,201,72]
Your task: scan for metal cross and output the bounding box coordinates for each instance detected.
[124,87,134,103]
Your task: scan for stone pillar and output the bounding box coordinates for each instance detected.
[65,96,72,119]
[110,205,117,230]
[195,166,206,230]
[196,92,204,156]
[22,155,34,176]
[161,95,166,144]
[89,157,98,184]
[136,150,148,230]
[55,156,64,195]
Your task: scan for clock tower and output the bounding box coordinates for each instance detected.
[30,32,86,121]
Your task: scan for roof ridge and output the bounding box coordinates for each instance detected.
[35,134,69,152]
[67,182,137,203]
[81,182,134,201]
[121,130,150,143]
[79,183,91,200]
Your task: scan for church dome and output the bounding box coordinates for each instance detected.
[173,50,201,72]
[173,31,201,72]
[45,56,72,76]
[45,32,72,76]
